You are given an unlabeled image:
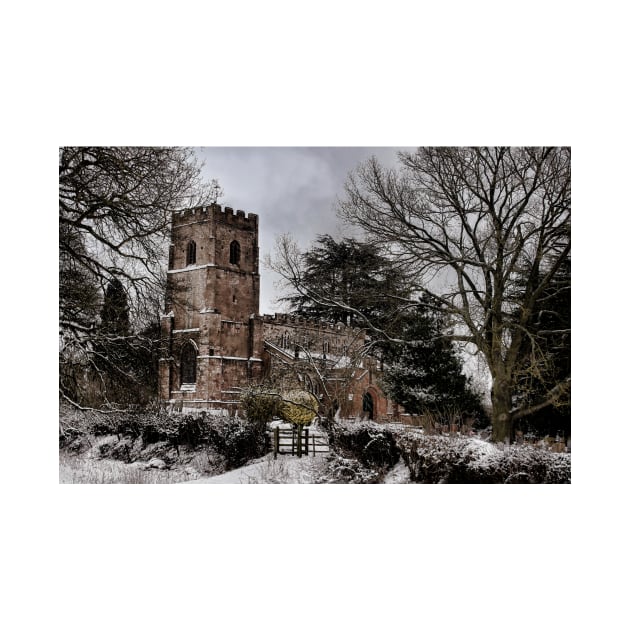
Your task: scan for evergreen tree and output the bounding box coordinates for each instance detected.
[379,300,484,419]
[100,278,130,336]
[511,250,571,437]
[90,279,160,407]
[282,235,411,328]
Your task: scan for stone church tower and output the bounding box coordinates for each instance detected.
[158,204,264,409]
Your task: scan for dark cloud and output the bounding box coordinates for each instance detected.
[198,147,410,313]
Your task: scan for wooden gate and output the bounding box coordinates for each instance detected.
[266,427,330,458]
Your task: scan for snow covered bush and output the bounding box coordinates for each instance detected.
[60,407,265,470]
[330,421,400,469]
[205,416,266,469]
[394,433,571,483]
[315,453,382,484]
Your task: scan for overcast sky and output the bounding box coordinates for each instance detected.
[197,147,410,314]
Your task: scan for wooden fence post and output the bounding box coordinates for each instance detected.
[304,428,309,456]
[274,427,279,460]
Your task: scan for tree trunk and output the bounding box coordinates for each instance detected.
[491,378,514,443]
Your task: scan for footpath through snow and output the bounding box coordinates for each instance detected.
[184,452,411,484]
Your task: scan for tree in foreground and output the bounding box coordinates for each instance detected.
[338,147,570,442]
[59,147,216,408]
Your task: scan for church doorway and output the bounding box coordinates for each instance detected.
[362,392,374,420]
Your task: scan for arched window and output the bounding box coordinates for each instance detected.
[186,240,197,265]
[180,343,197,385]
[229,240,241,265]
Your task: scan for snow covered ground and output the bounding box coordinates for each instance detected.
[183,452,411,484]
[185,453,334,484]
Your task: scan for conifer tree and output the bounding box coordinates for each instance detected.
[511,249,571,436]
[281,235,411,329]
[100,278,130,336]
[378,299,484,419]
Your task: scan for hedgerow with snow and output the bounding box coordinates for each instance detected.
[329,422,400,469]
[59,406,266,471]
[397,433,570,483]
[330,421,570,484]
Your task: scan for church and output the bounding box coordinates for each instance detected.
[158,203,396,420]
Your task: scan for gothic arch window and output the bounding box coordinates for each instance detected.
[229,240,241,265]
[180,342,197,385]
[186,240,197,266]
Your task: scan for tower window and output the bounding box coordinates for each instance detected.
[186,240,197,265]
[229,240,241,265]
[181,342,197,384]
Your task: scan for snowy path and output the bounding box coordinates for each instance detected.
[184,452,411,484]
[184,453,329,484]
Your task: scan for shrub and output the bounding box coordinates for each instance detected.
[394,432,571,483]
[278,390,318,425]
[59,407,266,469]
[330,422,400,469]
[315,453,382,484]
[206,416,266,469]
[240,386,281,430]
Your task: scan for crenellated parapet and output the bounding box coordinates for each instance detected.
[172,203,258,230]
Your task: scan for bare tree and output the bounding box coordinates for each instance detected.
[59,147,217,408]
[336,147,571,442]
[263,322,371,420]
